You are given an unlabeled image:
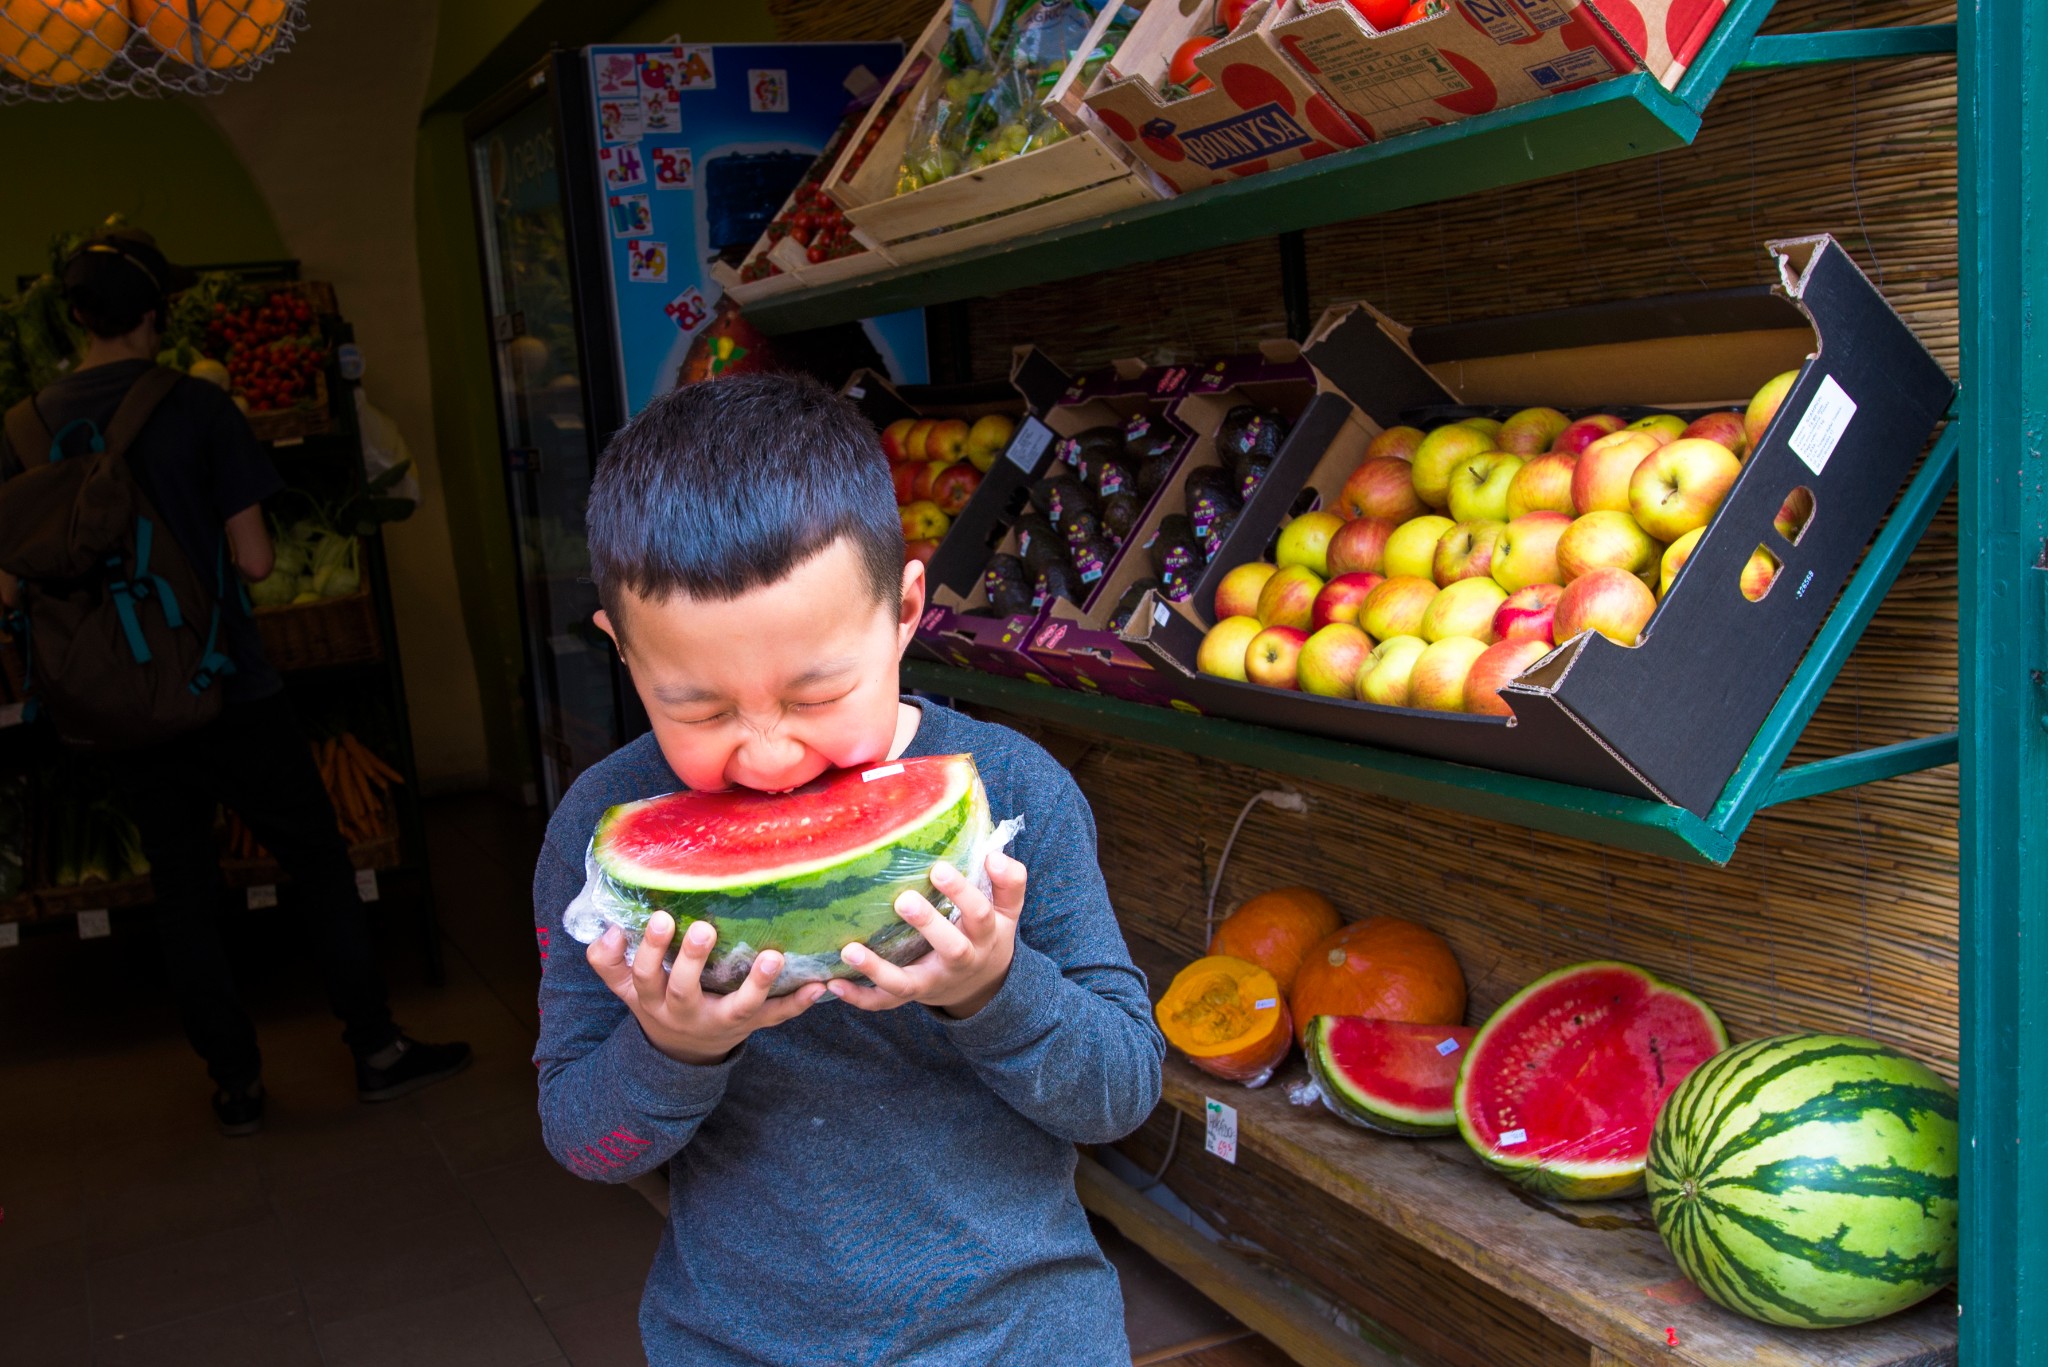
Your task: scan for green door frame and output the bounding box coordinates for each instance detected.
[1958,1,2048,1360]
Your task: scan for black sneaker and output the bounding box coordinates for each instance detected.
[356,1036,473,1102]
[213,1083,266,1137]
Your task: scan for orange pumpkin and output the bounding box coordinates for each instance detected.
[1,0,128,85]
[1288,917,1465,1045]
[1207,886,1341,994]
[1155,955,1292,1087]
[134,0,285,70]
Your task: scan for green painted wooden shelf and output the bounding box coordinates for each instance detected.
[745,5,1953,335]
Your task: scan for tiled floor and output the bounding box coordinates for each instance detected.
[0,794,1285,1367]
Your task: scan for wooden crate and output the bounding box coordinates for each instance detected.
[253,580,381,673]
[823,0,1169,262]
[245,369,336,445]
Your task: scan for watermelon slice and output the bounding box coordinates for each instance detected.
[1455,961,1727,1201]
[581,754,994,996]
[1306,1017,1474,1137]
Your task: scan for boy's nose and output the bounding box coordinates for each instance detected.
[731,727,813,792]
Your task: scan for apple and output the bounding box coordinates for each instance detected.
[1383,515,1456,580]
[1557,510,1661,584]
[1629,437,1742,543]
[926,418,971,464]
[880,418,918,462]
[1491,511,1572,592]
[1360,576,1439,641]
[1551,413,1624,456]
[904,539,939,567]
[1196,616,1265,680]
[1571,431,1661,514]
[1336,457,1428,522]
[1312,572,1385,629]
[890,462,919,504]
[1741,546,1781,601]
[904,418,938,460]
[1506,451,1577,519]
[1775,487,1815,543]
[1680,410,1749,459]
[1409,424,1494,509]
[1496,406,1569,455]
[1746,370,1799,449]
[1447,452,1525,524]
[930,462,983,516]
[1245,625,1311,690]
[1625,413,1688,445]
[1465,637,1551,716]
[1256,564,1324,629]
[1458,416,1503,442]
[1214,561,1279,621]
[1421,577,1507,643]
[1494,583,1563,646]
[964,413,1017,471]
[1408,637,1490,712]
[1659,527,1704,597]
[1299,623,1375,698]
[1326,516,1398,576]
[1357,634,1428,707]
[1555,567,1657,646]
[1432,520,1505,587]
[1276,510,1347,576]
[900,499,950,541]
[1365,425,1425,463]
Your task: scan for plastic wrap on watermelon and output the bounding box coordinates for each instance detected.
[563,754,1021,997]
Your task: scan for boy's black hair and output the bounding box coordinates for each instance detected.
[588,372,904,629]
[61,231,189,339]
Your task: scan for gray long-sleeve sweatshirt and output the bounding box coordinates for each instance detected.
[532,700,1166,1366]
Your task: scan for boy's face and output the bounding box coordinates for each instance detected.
[596,538,924,794]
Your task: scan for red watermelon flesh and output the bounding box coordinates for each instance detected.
[1455,961,1726,1201]
[1307,1017,1474,1137]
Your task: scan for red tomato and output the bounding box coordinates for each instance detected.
[1400,0,1438,20]
[1167,36,1217,92]
[1345,0,1411,28]
[1217,0,1255,30]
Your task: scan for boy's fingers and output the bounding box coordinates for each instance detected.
[661,918,716,1010]
[825,977,917,1012]
[631,915,678,1009]
[924,865,993,941]
[898,888,975,964]
[714,948,786,1022]
[750,981,829,1028]
[984,851,1028,920]
[586,927,635,998]
[836,941,919,1000]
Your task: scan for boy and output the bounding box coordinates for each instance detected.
[534,374,1166,1364]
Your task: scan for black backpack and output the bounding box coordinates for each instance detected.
[0,366,236,749]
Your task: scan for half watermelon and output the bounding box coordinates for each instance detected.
[1306,1017,1474,1137]
[582,754,994,995]
[1455,961,1727,1201]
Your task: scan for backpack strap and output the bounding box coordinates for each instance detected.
[99,366,184,461]
[92,368,192,669]
[188,544,238,695]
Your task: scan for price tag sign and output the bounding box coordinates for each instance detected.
[246,884,279,910]
[1204,1097,1239,1165]
[76,909,111,940]
[0,922,19,949]
[355,869,380,903]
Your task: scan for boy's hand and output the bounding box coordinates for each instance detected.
[830,851,1027,1019]
[588,915,825,1066]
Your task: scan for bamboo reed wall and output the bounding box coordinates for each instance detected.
[774,0,1963,1079]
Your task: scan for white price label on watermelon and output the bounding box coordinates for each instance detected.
[1204,1097,1239,1165]
[355,869,380,902]
[1499,1128,1528,1147]
[76,909,111,940]
[859,764,904,783]
[0,922,18,949]
[246,884,279,910]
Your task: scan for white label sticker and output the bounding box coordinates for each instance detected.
[1153,602,1169,627]
[1787,374,1856,475]
[860,763,905,783]
[76,909,111,940]
[1005,417,1055,474]
[1499,1128,1528,1147]
[355,869,380,903]
[1253,998,1277,1010]
[1204,1097,1239,1165]
[0,922,18,949]
[0,703,23,729]
[1436,1037,1461,1056]
[246,884,279,910]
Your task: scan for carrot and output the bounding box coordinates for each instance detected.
[346,733,404,785]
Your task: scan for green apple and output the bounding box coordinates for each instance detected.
[1360,577,1438,641]
[1447,451,1525,525]
[1298,624,1375,698]
[1420,577,1507,643]
[1409,425,1494,509]
[1432,520,1504,587]
[1357,634,1428,707]
[1659,527,1704,597]
[1491,511,1572,591]
[1557,510,1661,584]
[1628,437,1742,543]
[1408,636,1489,711]
[1383,514,1456,580]
[1196,615,1264,680]
[1505,451,1577,519]
[1496,406,1569,455]
[1625,413,1688,445]
[1746,370,1799,449]
[1275,510,1347,577]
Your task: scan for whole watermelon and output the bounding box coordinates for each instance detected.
[1646,1034,1958,1328]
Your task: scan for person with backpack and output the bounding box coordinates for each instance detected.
[0,230,470,1135]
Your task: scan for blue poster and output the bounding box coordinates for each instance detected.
[586,42,927,416]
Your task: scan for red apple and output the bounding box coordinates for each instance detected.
[1196,616,1265,681]
[900,500,949,541]
[1312,572,1385,629]
[1494,583,1563,646]
[1550,413,1624,456]
[891,462,919,504]
[1408,637,1489,711]
[1491,510,1572,591]
[1571,431,1661,515]
[1298,623,1375,698]
[1629,437,1742,543]
[1420,577,1506,643]
[1625,413,1688,445]
[1741,545,1781,601]
[1326,516,1398,577]
[880,418,918,463]
[904,539,939,567]
[1465,637,1551,716]
[926,418,971,464]
[1365,425,1425,463]
[1746,370,1799,449]
[1775,487,1815,543]
[1276,510,1347,576]
[964,413,1017,472]
[1336,457,1428,522]
[904,418,938,460]
[1680,410,1749,459]
[1245,625,1311,690]
[1447,451,1525,524]
[1506,451,1577,519]
[1432,520,1505,587]
[911,460,951,501]
[1256,564,1324,630]
[1554,567,1657,646]
[930,462,984,516]
[1360,576,1438,641]
[1409,424,1494,509]
[1214,561,1278,621]
[1357,634,1428,707]
[1383,515,1455,581]
[1557,510,1660,584]
[1659,528,1703,597]
[1496,406,1569,455]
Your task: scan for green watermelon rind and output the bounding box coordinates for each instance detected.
[1644,1033,1959,1330]
[1454,960,1728,1203]
[1305,1016,1459,1138]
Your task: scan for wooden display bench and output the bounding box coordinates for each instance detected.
[1088,937,1957,1367]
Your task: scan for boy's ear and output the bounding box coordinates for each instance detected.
[594,608,623,658]
[895,559,926,657]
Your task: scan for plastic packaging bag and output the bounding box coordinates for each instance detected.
[354,389,421,509]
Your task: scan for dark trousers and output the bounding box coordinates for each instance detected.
[111,691,397,1090]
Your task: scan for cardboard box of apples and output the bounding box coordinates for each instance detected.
[1122,236,1953,815]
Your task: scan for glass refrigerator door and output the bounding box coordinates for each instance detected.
[470,88,622,811]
